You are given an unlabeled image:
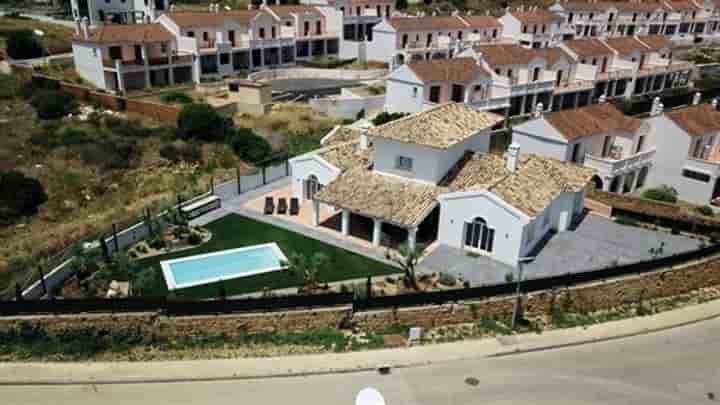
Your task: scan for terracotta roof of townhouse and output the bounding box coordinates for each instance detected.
[665,0,702,11]
[542,102,642,140]
[266,5,322,18]
[368,103,504,149]
[320,126,362,146]
[557,1,609,11]
[509,10,563,24]
[563,38,614,57]
[74,23,174,43]
[637,35,673,51]
[314,166,442,226]
[442,152,594,216]
[317,140,372,171]
[386,16,469,31]
[665,104,720,136]
[604,36,651,55]
[407,57,489,83]
[474,44,570,66]
[612,2,670,13]
[164,10,263,28]
[459,15,502,28]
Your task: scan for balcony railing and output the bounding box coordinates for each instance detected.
[102,59,144,69]
[102,53,194,69]
[509,79,555,96]
[596,68,634,81]
[554,78,595,93]
[470,97,511,110]
[584,148,656,177]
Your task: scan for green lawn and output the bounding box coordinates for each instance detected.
[133,214,397,299]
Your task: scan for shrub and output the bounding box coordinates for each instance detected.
[30,89,78,120]
[6,30,43,60]
[0,73,20,99]
[642,186,678,204]
[371,111,407,126]
[159,141,202,163]
[615,215,640,227]
[177,103,226,141]
[104,116,153,138]
[230,127,272,163]
[0,171,48,224]
[80,138,140,170]
[438,272,457,286]
[696,205,715,217]
[148,237,166,250]
[160,91,193,105]
[187,231,203,245]
[504,272,515,283]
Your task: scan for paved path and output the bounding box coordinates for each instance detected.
[1,297,720,386]
[2,300,720,404]
[421,213,701,286]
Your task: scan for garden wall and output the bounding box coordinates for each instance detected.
[309,91,385,119]
[125,98,180,123]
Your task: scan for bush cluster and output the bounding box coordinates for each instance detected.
[642,186,678,204]
[176,103,227,142]
[5,29,43,60]
[159,141,202,163]
[229,127,272,163]
[371,111,408,126]
[160,91,193,105]
[30,89,78,120]
[0,171,48,225]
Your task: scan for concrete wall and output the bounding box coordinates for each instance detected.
[72,43,107,89]
[365,25,397,63]
[248,67,386,81]
[512,119,569,161]
[309,90,385,119]
[289,153,341,199]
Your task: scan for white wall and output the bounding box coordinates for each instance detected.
[289,153,341,199]
[384,64,424,113]
[512,118,569,161]
[498,14,521,41]
[366,25,397,63]
[72,43,107,89]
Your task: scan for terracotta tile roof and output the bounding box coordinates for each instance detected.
[543,103,642,140]
[460,15,502,28]
[637,35,672,51]
[613,2,670,13]
[407,57,489,83]
[369,103,504,149]
[510,10,563,24]
[563,38,614,57]
[665,104,720,137]
[386,16,469,31]
[533,47,573,65]
[75,23,174,44]
[317,140,372,171]
[267,5,322,18]
[665,0,702,11]
[321,126,362,146]
[314,167,442,226]
[474,43,570,66]
[558,1,610,11]
[604,36,651,55]
[164,10,263,28]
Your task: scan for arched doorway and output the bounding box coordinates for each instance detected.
[610,176,621,193]
[464,217,495,253]
[591,175,603,190]
[304,175,320,200]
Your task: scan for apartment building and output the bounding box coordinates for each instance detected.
[366,15,501,66]
[73,5,341,91]
[70,0,169,26]
[498,9,564,48]
[290,103,592,267]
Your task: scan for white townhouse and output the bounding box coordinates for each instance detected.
[289,103,593,267]
[365,15,502,66]
[498,9,564,48]
[643,98,720,206]
[512,101,654,195]
[70,0,169,26]
[549,1,615,40]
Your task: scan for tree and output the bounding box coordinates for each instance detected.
[229,127,273,163]
[5,30,43,60]
[289,251,329,291]
[395,0,408,10]
[0,171,48,224]
[30,89,78,120]
[385,243,423,290]
[177,103,226,141]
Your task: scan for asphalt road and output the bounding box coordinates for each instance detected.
[3,317,720,405]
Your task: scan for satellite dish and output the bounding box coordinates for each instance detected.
[355,388,386,405]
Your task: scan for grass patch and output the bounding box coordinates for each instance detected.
[133,214,397,299]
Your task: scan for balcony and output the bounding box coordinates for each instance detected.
[554,78,595,94]
[596,68,634,81]
[509,78,554,96]
[470,96,511,111]
[637,61,694,76]
[102,53,194,70]
[584,148,656,178]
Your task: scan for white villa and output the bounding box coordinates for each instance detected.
[289,103,594,267]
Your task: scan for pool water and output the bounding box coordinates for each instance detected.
[161,243,288,290]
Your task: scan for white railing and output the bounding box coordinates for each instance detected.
[510,79,554,96]
[470,97,511,110]
[584,148,656,177]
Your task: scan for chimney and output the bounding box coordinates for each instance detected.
[650,97,663,116]
[713,98,719,110]
[359,123,371,150]
[693,92,702,105]
[506,142,520,172]
[533,102,543,118]
[74,18,81,36]
[169,4,175,12]
[599,93,607,103]
[81,17,89,40]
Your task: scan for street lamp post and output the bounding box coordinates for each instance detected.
[510,256,535,330]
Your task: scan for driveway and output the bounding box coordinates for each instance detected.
[420,213,702,286]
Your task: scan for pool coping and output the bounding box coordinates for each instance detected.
[161,243,289,291]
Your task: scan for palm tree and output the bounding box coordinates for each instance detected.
[385,243,423,290]
[289,251,329,292]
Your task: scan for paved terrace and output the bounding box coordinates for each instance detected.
[420,213,702,287]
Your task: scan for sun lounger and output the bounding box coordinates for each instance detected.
[264,197,274,215]
[277,198,288,214]
[290,198,299,215]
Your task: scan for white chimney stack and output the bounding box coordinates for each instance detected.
[74,18,81,36]
[650,97,663,116]
[598,93,607,103]
[359,123,371,150]
[80,17,89,40]
[506,142,520,172]
[693,92,702,105]
[533,102,543,118]
[713,98,718,110]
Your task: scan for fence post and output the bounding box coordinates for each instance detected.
[145,208,152,236]
[100,237,111,264]
[366,276,372,300]
[112,223,119,253]
[210,176,215,194]
[285,159,290,176]
[262,166,267,185]
[38,266,48,296]
[236,167,241,195]
[15,283,23,301]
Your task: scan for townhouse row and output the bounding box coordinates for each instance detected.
[71,5,342,92]
[385,36,693,119]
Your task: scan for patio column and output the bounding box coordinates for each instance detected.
[407,226,417,252]
[341,208,350,236]
[312,199,320,226]
[372,218,382,247]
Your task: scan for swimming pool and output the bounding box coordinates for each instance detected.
[161,243,289,291]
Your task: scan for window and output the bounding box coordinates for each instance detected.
[522,25,527,33]
[602,136,611,157]
[340,6,344,15]
[271,26,276,38]
[356,6,361,15]
[386,5,390,16]
[492,29,497,38]
[316,21,322,35]
[220,53,229,65]
[304,22,310,35]
[568,12,574,23]
[635,135,645,153]
[571,143,581,163]
[412,87,418,97]
[377,5,381,16]
[203,32,208,41]
[259,28,265,39]
[532,67,540,82]
[304,175,321,200]
[464,217,494,253]
[429,85,441,102]
[160,42,167,53]
[682,169,711,182]
[541,24,546,34]
[187,31,195,37]
[451,84,464,102]
[396,156,413,171]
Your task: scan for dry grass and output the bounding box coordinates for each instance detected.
[0,16,74,57]
[236,102,338,134]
